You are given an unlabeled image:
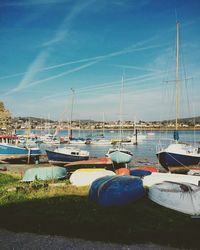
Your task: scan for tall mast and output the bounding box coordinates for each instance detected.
[119,74,124,139]
[69,88,75,139]
[175,21,179,131]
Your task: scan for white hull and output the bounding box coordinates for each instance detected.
[148,181,200,215]
[143,172,200,187]
[69,169,115,187]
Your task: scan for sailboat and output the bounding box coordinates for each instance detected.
[91,112,111,145]
[106,75,133,164]
[156,21,200,171]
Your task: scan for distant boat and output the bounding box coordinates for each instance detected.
[69,137,91,145]
[89,175,145,206]
[91,138,111,145]
[22,166,67,182]
[46,146,89,163]
[148,181,200,216]
[106,144,133,164]
[0,135,41,163]
[156,21,200,171]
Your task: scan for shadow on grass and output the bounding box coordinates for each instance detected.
[0,193,199,249]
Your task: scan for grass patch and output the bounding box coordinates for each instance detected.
[0,173,199,249]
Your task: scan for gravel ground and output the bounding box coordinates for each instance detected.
[0,229,182,250]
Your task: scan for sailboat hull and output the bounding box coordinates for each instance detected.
[46,149,89,162]
[157,151,200,171]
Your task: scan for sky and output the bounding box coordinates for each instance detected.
[0,0,200,122]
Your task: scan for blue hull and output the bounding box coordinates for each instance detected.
[0,144,41,163]
[89,175,145,206]
[157,152,200,171]
[0,144,41,155]
[46,150,89,162]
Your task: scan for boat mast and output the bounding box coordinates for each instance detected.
[175,21,179,132]
[119,74,124,140]
[69,88,75,139]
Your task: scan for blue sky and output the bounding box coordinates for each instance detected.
[0,0,200,122]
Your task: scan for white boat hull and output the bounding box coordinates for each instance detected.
[148,181,200,215]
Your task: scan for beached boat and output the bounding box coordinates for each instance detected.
[64,157,113,172]
[106,75,133,164]
[22,166,67,182]
[143,172,200,187]
[89,175,145,206]
[156,21,200,171]
[69,168,115,187]
[130,169,152,177]
[148,181,200,216]
[0,135,41,163]
[106,145,133,164]
[46,146,89,163]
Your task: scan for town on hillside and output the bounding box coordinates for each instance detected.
[0,101,200,134]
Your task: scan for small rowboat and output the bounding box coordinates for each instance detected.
[148,181,200,215]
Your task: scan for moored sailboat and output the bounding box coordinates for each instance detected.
[156,21,200,171]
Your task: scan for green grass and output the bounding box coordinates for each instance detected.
[0,172,199,249]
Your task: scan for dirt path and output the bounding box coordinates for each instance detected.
[0,229,182,250]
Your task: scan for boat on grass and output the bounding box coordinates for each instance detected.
[143,172,200,187]
[89,175,145,206]
[22,166,67,182]
[69,168,115,187]
[148,181,200,216]
[46,146,89,163]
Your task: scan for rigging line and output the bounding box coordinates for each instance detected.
[42,73,165,100]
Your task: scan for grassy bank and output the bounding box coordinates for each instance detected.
[0,172,199,249]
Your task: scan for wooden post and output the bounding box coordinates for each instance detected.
[27,148,31,164]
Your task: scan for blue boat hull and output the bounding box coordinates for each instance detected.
[46,150,89,162]
[0,144,41,163]
[0,144,41,155]
[157,151,200,171]
[89,175,145,206]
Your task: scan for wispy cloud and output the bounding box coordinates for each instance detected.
[5,0,96,95]
[8,51,48,94]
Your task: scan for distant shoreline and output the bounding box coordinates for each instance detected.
[16,127,200,132]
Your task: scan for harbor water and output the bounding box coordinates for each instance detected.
[16,129,200,167]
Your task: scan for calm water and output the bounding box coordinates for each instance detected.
[17,129,200,166]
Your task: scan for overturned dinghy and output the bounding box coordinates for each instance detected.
[148,181,200,216]
[89,175,145,206]
[143,172,200,187]
[130,169,152,177]
[69,168,115,187]
[22,166,67,182]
